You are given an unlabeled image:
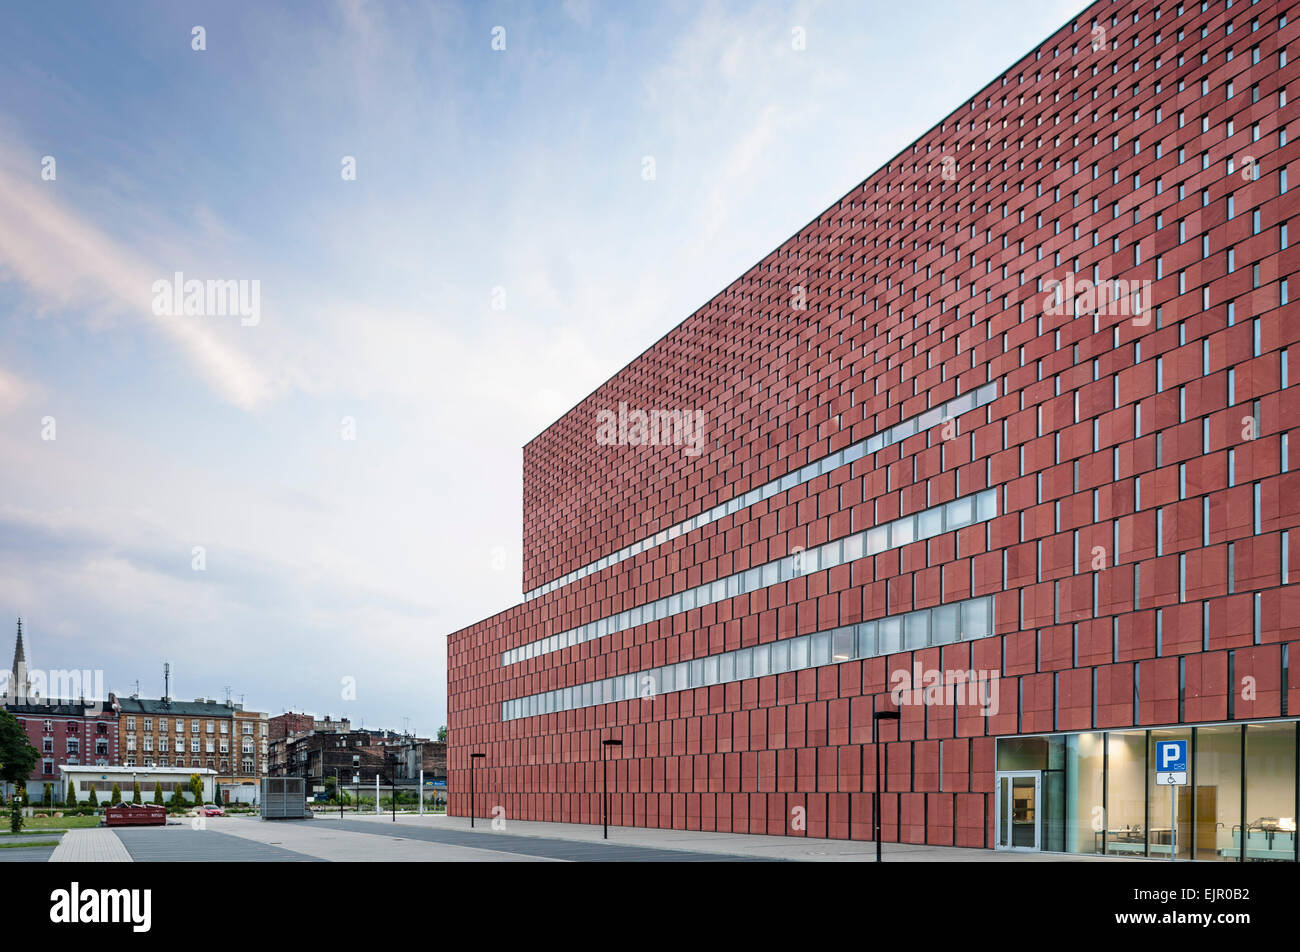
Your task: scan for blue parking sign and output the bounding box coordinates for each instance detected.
[1157,740,1187,772]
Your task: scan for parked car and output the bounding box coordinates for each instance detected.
[200,805,225,817]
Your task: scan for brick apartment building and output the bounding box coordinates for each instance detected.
[2,620,120,795]
[268,728,446,795]
[449,0,1299,859]
[115,696,267,788]
[268,711,351,743]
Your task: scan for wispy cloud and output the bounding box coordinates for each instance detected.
[0,144,276,410]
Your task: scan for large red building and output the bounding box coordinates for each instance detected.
[449,0,1299,858]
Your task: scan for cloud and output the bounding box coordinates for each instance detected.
[0,144,277,410]
[0,363,29,414]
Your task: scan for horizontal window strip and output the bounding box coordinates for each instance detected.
[502,594,995,721]
[523,382,998,601]
[502,487,998,667]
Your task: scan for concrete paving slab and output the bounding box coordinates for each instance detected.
[49,828,132,863]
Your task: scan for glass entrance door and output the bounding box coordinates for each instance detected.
[996,770,1041,850]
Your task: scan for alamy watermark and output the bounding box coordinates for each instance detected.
[595,402,706,457]
[151,272,260,326]
[889,662,1000,716]
[1042,272,1152,325]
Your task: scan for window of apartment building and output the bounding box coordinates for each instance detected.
[206,720,213,734]
[97,722,107,735]
[190,739,199,753]
[242,723,253,735]
[143,718,152,731]
[143,736,152,751]
[125,736,135,751]
[220,721,228,734]
[220,741,228,754]
[192,720,199,734]
[126,757,136,768]
[159,737,168,752]
[159,718,167,732]
[206,740,215,754]
[67,723,78,735]
[42,759,53,775]
[42,738,52,752]
[126,716,135,730]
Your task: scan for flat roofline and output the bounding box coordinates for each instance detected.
[522,0,1093,449]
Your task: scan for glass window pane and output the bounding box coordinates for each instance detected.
[790,636,811,670]
[690,659,705,689]
[811,631,831,666]
[946,496,973,528]
[1106,730,1148,855]
[1194,726,1242,862]
[703,655,719,685]
[856,622,877,657]
[878,618,902,654]
[842,533,864,562]
[904,611,929,649]
[962,598,992,639]
[931,604,959,645]
[820,540,842,569]
[891,516,915,547]
[752,644,771,677]
[1064,732,1105,854]
[735,648,752,680]
[832,626,853,661]
[866,526,889,555]
[719,653,735,683]
[770,640,790,674]
[1244,723,1297,862]
[919,507,943,538]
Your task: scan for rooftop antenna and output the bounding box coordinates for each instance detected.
[133,679,140,698]
[163,661,170,701]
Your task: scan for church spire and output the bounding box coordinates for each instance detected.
[11,618,29,701]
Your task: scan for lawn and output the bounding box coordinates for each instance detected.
[0,838,59,849]
[22,815,101,830]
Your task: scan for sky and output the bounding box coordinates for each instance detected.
[0,0,1086,735]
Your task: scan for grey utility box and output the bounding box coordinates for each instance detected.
[260,777,312,820]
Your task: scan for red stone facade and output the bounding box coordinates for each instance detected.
[450,0,1299,848]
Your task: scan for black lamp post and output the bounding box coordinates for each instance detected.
[601,738,622,840]
[469,752,485,828]
[873,708,900,863]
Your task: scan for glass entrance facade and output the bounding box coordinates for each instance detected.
[995,721,1299,860]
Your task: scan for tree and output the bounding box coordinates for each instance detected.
[214,785,223,806]
[110,783,122,806]
[87,786,98,807]
[66,780,77,807]
[189,773,203,805]
[41,782,52,807]
[132,781,142,805]
[9,794,21,833]
[153,783,164,806]
[437,725,448,743]
[169,784,185,809]
[0,709,38,788]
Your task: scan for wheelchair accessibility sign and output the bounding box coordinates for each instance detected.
[1155,739,1188,785]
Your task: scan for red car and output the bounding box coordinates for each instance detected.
[200,805,225,817]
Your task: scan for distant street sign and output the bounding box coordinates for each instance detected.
[1155,740,1188,785]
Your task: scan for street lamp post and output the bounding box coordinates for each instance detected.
[601,738,622,840]
[873,708,900,863]
[469,752,485,828]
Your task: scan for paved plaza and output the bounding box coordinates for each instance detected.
[4,814,1142,862]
